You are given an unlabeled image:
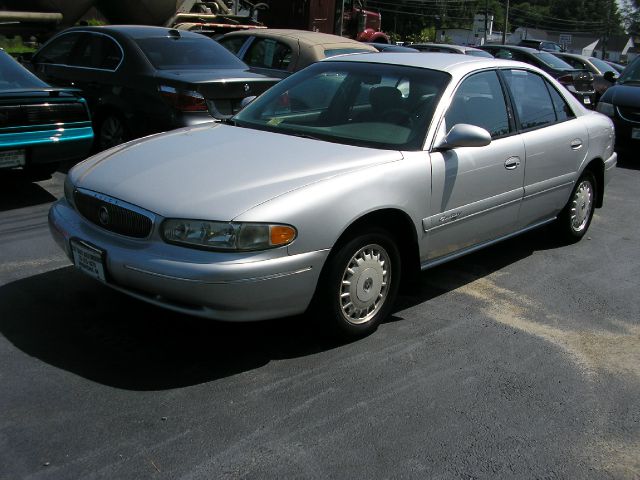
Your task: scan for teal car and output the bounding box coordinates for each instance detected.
[0,50,93,179]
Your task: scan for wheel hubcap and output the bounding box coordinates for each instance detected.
[570,180,593,233]
[339,244,390,325]
[100,117,124,149]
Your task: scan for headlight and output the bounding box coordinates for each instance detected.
[161,219,297,251]
[596,101,615,117]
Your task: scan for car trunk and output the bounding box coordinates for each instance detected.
[155,70,279,118]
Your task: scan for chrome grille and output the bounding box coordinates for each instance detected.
[74,189,153,238]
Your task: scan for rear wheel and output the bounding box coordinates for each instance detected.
[556,171,596,242]
[316,230,401,339]
[96,113,128,151]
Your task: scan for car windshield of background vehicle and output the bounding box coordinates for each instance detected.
[0,51,49,90]
[135,36,247,70]
[534,52,574,70]
[588,57,618,75]
[233,61,450,151]
[324,48,373,58]
[617,58,640,84]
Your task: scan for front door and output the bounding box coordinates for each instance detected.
[425,70,525,260]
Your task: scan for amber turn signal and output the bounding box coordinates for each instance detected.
[270,225,297,246]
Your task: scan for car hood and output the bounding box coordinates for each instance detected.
[71,123,403,220]
[605,84,640,107]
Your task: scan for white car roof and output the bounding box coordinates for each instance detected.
[326,52,532,78]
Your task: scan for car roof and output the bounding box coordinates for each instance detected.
[223,28,374,47]
[483,44,540,54]
[62,25,210,40]
[326,51,532,76]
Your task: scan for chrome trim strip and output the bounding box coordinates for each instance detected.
[523,181,574,200]
[420,218,556,270]
[123,264,313,284]
[36,30,124,72]
[423,187,522,232]
[616,106,640,124]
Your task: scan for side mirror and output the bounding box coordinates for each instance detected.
[239,96,257,110]
[603,71,617,83]
[435,124,492,150]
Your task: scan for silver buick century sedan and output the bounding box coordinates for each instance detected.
[49,53,617,338]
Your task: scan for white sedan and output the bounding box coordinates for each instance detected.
[49,53,616,339]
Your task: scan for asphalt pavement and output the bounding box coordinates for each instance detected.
[0,157,638,479]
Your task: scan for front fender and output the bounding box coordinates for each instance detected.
[234,152,432,256]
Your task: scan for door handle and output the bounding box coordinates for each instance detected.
[571,139,583,150]
[505,156,521,170]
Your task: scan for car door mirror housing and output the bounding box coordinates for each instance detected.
[435,124,492,150]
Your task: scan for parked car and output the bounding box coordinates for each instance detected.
[479,45,596,107]
[367,43,419,52]
[0,49,92,179]
[552,52,619,101]
[606,60,626,74]
[49,53,616,339]
[410,43,494,58]
[28,26,279,150]
[218,29,377,79]
[517,39,564,52]
[596,55,640,153]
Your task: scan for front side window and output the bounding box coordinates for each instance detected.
[502,69,557,130]
[218,36,248,55]
[234,61,450,150]
[34,32,82,65]
[245,38,293,70]
[444,70,510,138]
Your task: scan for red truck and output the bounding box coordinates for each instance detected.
[258,0,389,43]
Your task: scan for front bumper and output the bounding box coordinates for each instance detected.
[49,199,329,321]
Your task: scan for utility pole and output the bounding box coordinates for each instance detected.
[502,0,510,44]
[484,0,489,44]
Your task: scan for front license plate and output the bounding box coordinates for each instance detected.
[0,149,26,169]
[632,128,640,140]
[583,97,591,105]
[71,240,106,282]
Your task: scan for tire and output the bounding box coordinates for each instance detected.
[556,170,596,242]
[96,113,128,151]
[315,229,401,339]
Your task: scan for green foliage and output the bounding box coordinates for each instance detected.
[0,36,36,55]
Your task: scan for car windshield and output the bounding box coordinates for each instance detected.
[588,57,618,75]
[0,50,49,90]
[617,58,640,84]
[233,61,450,151]
[135,35,247,70]
[534,52,574,69]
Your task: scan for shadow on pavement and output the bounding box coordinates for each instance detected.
[616,151,638,171]
[0,226,563,391]
[0,172,57,212]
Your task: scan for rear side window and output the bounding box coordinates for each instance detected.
[245,38,292,70]
[502,70,557,130]
[72,33,122,70]
[547,84,576,122]
[445,70,510,138]
[35,32,83,65]
[136,36,247,70]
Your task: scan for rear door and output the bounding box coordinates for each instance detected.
[500,68,587,227]
[426,70,526,260]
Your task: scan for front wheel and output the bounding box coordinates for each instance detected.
[556,171,596,242]
[316,230,401,339]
